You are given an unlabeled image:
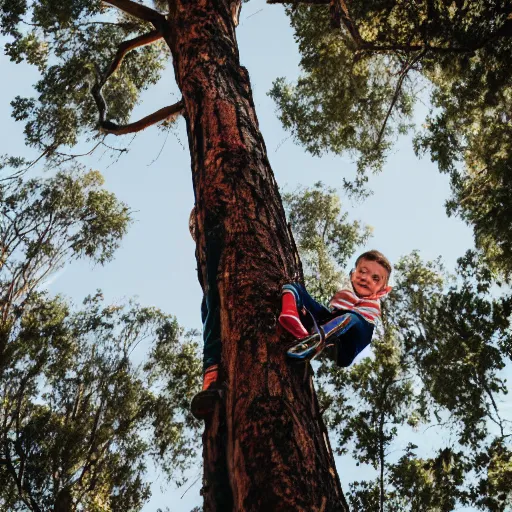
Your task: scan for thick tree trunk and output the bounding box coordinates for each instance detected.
[166,1,348,510]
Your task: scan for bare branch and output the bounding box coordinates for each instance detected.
[90,26,184,136]
[99,101,185,135]
[105,30,162,81]
[374,49,427,151]
[102,0,166,29]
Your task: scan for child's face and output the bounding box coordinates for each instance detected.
[351,259,389,297]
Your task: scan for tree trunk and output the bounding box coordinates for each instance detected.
[166,1,348,510]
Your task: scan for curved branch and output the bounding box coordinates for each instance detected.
[91,27,183,136]
[105,30,162,81]
[269,0,512,54]
[103,0,166,29]
[99,101,185,135]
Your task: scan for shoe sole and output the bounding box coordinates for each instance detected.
[287,336,324,360]
[190,389,221,420]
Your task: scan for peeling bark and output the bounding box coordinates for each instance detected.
[165,1,349,510]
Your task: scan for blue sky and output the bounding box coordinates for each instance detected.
[2,1,505,510]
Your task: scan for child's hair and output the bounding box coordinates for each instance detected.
[355,250,392,278]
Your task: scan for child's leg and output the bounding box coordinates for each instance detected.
[191,240,222,420]
[201,294,221,388]
[279,282,331,338]
[287,311,351,361]
[290,283,331,322]
[329,312,374,367]
[280,284,309,338]
[286,312,374,363]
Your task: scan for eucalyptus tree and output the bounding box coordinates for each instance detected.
[0,162,130,374]
[282,181,371,303]
[270,1,512,276]
[390,251,512,510]
[0,165,202,510]
[0,292,202,512]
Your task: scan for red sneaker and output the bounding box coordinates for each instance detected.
[279,291,309,339]
[191,365,221,420]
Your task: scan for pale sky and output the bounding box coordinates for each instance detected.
[2,0,503,510]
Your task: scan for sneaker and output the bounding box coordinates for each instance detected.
[191,365,221,420]
[286,332,323,361]
[279,291,309,339]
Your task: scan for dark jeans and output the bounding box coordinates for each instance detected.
[201,240,222,371]
[283,283,374,367]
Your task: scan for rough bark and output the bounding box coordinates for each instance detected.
[165,1,349,510]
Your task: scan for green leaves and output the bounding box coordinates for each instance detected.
[285,183,512,510]
[0,161,202,510]
[4,1,167,151]
[269,5,416,182]
[0,292,202,511]
[0,166,130,312]
[282,181,370,302]
[273,1,512,275]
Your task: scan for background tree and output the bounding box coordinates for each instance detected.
[0,161,130,373]
[284,183,512,511]
[270,0,512,276]
[0,292,202,511]
[0,165,202,511]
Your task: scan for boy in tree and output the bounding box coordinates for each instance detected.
[279,250,392,365]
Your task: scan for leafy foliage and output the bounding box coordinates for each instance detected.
[272,1,512,274]
[284,185,512,511]
[0,165,202,510]
[0,292,202,511]
[3,0,168,152]
[0,163,130,373]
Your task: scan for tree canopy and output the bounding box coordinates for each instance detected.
[0,166,202,510]
[2,0,512,510]
[270,0,512,276]
[285,183,512,511]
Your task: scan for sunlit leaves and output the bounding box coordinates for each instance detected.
[4,1,168,151]
[269,5,417,180]
[273,1,512,274]
[0,292,202,511]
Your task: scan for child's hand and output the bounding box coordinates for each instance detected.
[373,286,392,299]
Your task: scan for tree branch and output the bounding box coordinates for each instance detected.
[102,0,166,29]
[105,30,162,81]
[330,0,364,45]
[99,101,184,135]
[374,49,427,151]
[268,0,512,54]
[90,27,184,136]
